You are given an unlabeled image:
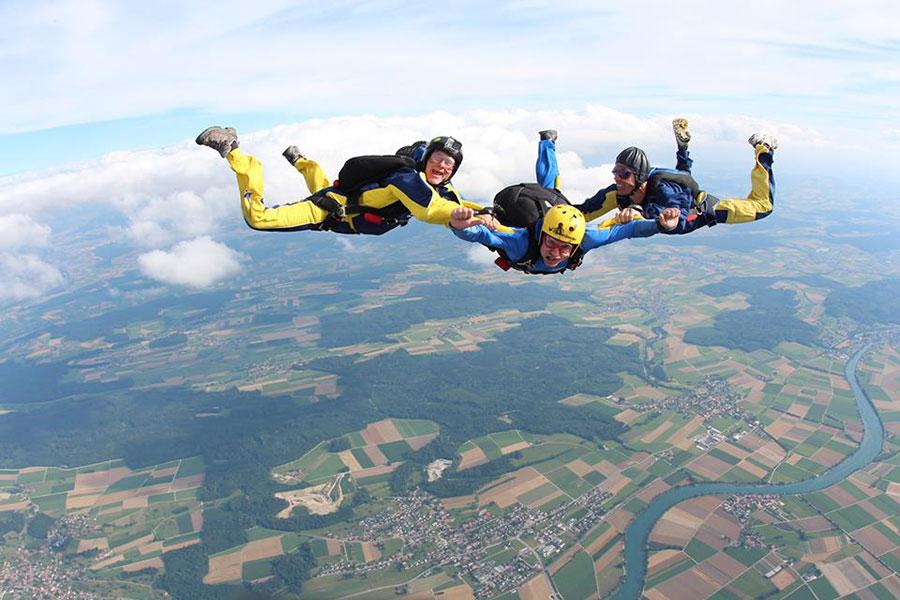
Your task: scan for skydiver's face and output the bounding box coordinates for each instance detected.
[425,151,456,185]
[540,234,574,268]
[612,163,638,196]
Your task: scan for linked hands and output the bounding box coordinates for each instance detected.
[614,206,678,231]
[615,207,642,224]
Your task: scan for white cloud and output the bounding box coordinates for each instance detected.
[464,244,499,269]
[125,190,227,247]
[0,252,66,300]
[0,214,52,249]
[138,236,243,288]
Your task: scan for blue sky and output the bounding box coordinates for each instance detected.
[3,0,899,175]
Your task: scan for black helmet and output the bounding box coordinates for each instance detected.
[421,136,463,180]
[615,146,651,186]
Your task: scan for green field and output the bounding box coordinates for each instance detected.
[730,568,777,598]
[552,550,596,600]
[684,538,718,562]
[724,546,768,567]
[242,557,273,581]
[489,429,526,448]
[645,554,695,589]
[350,448,375,469]
[301,565,431,600]
[175,456,204,478]
[391,419,439,438]
[544,466,592,498]
[305,454,348,481]
[829,504,878,531]
[377,440,412,463]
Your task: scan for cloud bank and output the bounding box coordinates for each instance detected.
[0,252,66,301]
[0,213,62,300]
[0,214,51,249]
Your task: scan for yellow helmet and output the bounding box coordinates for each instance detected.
[540,205,586,247]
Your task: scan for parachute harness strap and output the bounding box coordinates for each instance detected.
[312,191,410,230]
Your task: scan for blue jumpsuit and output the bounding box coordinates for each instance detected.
[451,218,661,274]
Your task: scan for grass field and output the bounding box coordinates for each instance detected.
[553,550,596,600]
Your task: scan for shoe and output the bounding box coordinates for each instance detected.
[672,118,690,149]
[195,126,239,158]
[283,146,305,165]
[748,132,778,151]
[539,129,558,142]
[395,141,427,159]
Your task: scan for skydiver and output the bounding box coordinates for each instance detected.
[448,204,680,275]
[569,122,778,234]
[196,127,496,235]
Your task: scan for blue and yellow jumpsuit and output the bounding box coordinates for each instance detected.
[538,139,775,234]
[227,148,473,235]
[451,218,662,274]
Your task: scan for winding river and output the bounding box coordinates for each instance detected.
[612,343,885,600]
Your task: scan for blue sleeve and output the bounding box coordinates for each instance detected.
[451,225,531,261]
[580,219,660,252]
[536,139,559,189]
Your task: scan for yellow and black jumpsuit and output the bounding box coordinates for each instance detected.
[227,148,475,235]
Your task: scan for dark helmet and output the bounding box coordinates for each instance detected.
[395,140,427,162]
[615,146,651,186]
[421,136,463,180]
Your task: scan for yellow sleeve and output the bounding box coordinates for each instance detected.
[582,190,620,222]
[381,171,466,226]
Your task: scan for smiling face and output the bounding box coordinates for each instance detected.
[539,233,574,268]
[424,150,456,185]
[612,162,638,196]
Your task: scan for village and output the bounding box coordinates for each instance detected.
[0,547,98,600]
[313,485,614,597]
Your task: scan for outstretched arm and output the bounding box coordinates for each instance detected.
[379,169,469,226]
[450,207,530,260]
[580,207,679,251]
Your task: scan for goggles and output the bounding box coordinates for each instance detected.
[427,153,456,168]
[612,166,635,179]
[542,236,574,254]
